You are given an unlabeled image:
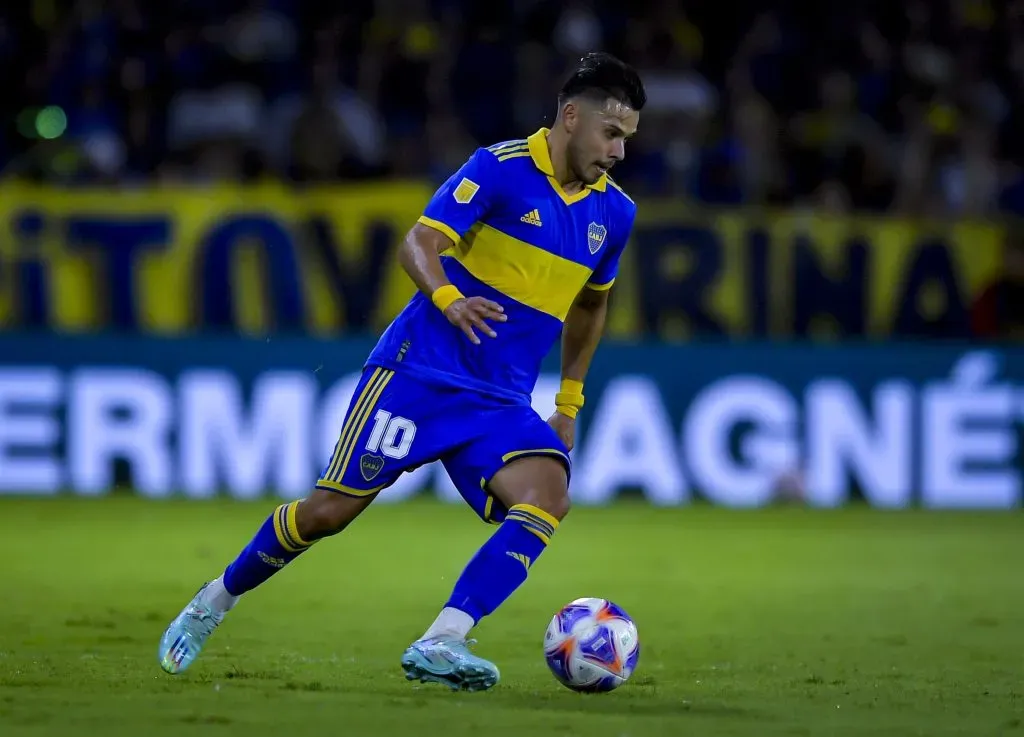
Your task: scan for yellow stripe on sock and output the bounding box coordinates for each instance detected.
[273,504,305,553]
[507,504,560,545]
[285,501,312,549]
[280,505,303,550]
[509,504,560,532]
[515,520,551,545]
[506,510,555,540]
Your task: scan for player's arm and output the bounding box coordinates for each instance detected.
[397,222,465,300]
[402,150,507,344]
[559,286,609,396]
[547,286,609,451]
[551,206,636,438]
[398,224,506,345]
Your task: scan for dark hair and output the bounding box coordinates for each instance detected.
[558,52,646,111]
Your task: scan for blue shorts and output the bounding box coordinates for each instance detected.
[315,364,571,524]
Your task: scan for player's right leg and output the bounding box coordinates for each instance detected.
[158,367,402,675]
[401,405,571,692]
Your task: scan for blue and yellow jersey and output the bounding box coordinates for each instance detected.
[367,127,637,399]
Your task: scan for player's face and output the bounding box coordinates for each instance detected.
[568,98,640,185]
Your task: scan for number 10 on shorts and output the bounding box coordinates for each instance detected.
[366,410,417,460]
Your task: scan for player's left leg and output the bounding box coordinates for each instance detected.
[426,456,568,633]
[401,405,570,692]
[158,365,434,675]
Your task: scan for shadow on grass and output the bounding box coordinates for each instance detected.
[486,690,755,719]
[321,676,757,720]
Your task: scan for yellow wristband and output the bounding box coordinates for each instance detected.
[555,378,585,419]
[560,379,584,395]
[555,392,585,409]
[555,404,580,419]
[431,284,464,312]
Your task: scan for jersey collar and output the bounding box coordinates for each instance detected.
[527,127,608,194]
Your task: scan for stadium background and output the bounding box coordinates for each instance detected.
[3,2,1024,735]
[1,0,1021,507]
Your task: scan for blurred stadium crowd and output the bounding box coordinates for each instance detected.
[3,0,1024,219]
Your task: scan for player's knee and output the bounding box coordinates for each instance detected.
[491,456,571,522]
[513,485,570,523]
[295,490,369,540]
[544,490,571,522]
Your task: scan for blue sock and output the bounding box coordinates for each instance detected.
[445,504,559,623]
[222,501,314,595]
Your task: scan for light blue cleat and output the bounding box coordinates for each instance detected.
[400,637,500,692]
[158,583,225,675]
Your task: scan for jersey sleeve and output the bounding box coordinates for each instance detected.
[417,148,499,245]
[586,205,636,291]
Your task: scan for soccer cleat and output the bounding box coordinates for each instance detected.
[400,637,500,692]
[157,583,225,675]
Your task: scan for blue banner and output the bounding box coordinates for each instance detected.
[1,334,1021,508]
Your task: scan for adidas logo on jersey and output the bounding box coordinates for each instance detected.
[520,209,543,226]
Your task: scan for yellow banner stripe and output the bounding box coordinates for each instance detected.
[0,184,1003,339]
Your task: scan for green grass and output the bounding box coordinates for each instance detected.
[2,496,1023,736]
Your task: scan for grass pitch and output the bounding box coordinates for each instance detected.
[2,496,1023,737]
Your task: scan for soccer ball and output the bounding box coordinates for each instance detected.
[543,597,639,692]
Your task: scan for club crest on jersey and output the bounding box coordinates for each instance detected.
[453,177,479,204]
[359,454,385,482]
[587,223,607,254]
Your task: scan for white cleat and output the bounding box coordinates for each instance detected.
[158,583,225,675]
[400,637,500,692]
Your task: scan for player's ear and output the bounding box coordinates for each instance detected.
[561,101,578,132]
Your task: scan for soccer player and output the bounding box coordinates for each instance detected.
[157,51,645,692]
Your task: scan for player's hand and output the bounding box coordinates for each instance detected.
[547,411,576,451]
[444,296,507,345]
